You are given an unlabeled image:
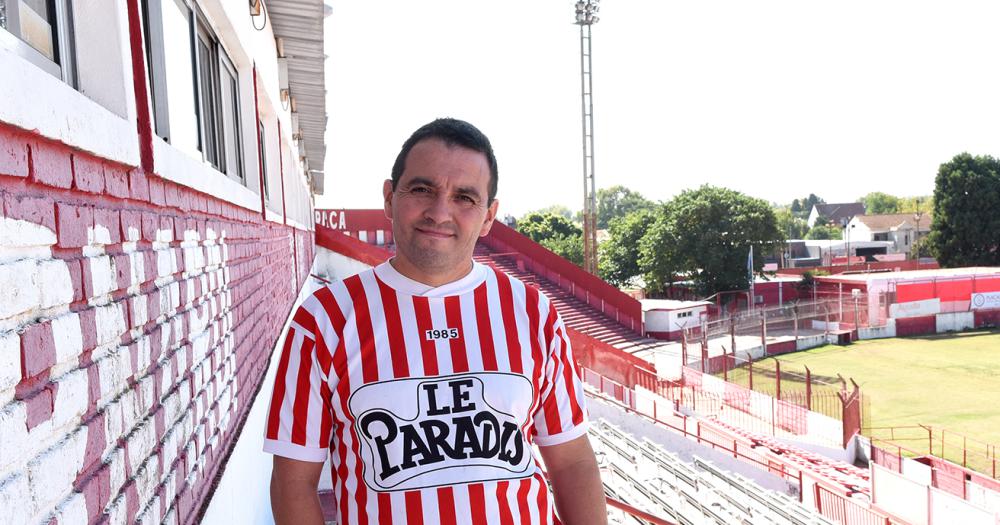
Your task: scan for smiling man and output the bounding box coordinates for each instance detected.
[265,118,607,524]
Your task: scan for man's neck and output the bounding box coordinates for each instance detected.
[388,257,474,288]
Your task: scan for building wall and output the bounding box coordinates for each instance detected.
[0,1,317,523]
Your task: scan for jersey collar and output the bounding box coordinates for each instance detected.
[375,259,488,297]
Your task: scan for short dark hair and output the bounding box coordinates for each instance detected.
[390,118,499,204]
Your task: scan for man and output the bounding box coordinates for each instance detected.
[265,118,607,524]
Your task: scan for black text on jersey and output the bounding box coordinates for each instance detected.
[425,328,460,341]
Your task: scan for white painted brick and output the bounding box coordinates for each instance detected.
[139,375,155,415]
[0,331,21,400]
[171,315,182,346]
[105,491,128,525]
[50,369,89,430]
[103,399,124,444]
[106,446,127,500]
[50,312,83,368]
[131,294,149,331]
[161,427,179,473]
[88,223,113,246]
[37,259,74,309]
[169,282,180,312]
[27,427,88,518]
[156,249,173,280]
[0,473,31,525]
[88,255,116,298]
[97,348,130,403]
[129,251,145,290]
[134,456,158,508]
[0,217,56,250]
[0,402,29,471]
[184,279,195,308]
[155,228,173,244]
[124,225,141,243]
[54,492,88,525]
[0,259,39,320]
[175,350,188,384]
[94,302,126,347]
[119,389,141,435]
[126,419,155,476]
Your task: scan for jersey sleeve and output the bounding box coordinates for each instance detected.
[263,303,336,462]
[531,309,589,447]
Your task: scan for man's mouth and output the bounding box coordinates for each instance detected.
[415,227,454,239]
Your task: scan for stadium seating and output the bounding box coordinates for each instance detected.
[587,419,838,525]
[473,245,667,354]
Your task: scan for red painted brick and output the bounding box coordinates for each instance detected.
[77,466,111,522]
[120,210,142,242]
[148,178,166,206]
[71,155,105,194]
[78,308,98,353]
[104,164,130,199]
[129,169,150,202]
[56,203,93,248]
[114,254,131,291]
[29,140,73,188]
[2,193,56,231]
[93,208,121,245]
[24,384,54,430]
[81,413,106,472]
[20,321,57,379]
[147,289,161,322]
[0,129,29,178]
[141,212,159,241]
[65,257,85,303]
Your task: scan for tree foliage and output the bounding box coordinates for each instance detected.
[926,153,1000,266]
[639,185,784,296]
[774,208,809,239]
[805,224,842,240]
[517,212,581,243]
[859,192,901,214]
[596,185,656,229]
[598,209,656,287]
[517,212,584,267]
[526,204,575,221]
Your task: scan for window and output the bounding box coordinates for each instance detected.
[140,0,170,141]
[193,10,243,181]
[873,232,890,241]
[257,121,268,198]
[0,0,75,83]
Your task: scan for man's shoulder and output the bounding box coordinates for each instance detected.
[298,268,379,315]
[484,265,555,309]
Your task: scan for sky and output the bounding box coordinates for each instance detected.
[319,1,1000,218]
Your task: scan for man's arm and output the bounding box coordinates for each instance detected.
[538,434,608,525]
[270,456,326,525]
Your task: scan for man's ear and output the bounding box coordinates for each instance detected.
[383,179,394,219]
[479,199,500,237]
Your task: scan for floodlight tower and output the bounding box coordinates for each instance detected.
[575,0,600,274]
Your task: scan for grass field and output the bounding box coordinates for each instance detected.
[723,329,1000,471]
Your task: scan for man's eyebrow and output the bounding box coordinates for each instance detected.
[454,186,483,199]
[401,177,439,188]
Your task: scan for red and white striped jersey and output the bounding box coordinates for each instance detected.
[264,260,589,524]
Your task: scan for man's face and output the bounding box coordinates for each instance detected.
[384,138,499,284]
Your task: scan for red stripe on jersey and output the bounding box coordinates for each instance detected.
[542,332,566,435]
[316,286,369,524]
[444,295,469,372]
[437,487,457,525]
[516,477,532,525]
[469,483,488,525]
[494,269,524,374]
[497,481,515,525]
[314,331,334,449]
[344,275,379,384]
[524,286,545,417]
[557,327,586,426]
[378,493,392,524]
[266,332,296,439]
[412,296,439,375]
[291,337,316,445]
[473,283,499,371]
[376,275,410,378]
[534,472,551,525]
[293,306,318,334]
[405,491,424,524]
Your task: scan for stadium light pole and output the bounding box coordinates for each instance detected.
[575,0,600,275]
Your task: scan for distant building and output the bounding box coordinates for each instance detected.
[849,213,932,255]
[807,202,866,227]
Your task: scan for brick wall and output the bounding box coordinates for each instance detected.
[0,123,313,524]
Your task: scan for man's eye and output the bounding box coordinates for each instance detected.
[410,187,431,194]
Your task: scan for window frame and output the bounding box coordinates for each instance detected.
[257,120,269,198]
[0,0,76,85]
[140,0,170,141]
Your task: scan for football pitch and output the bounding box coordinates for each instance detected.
[725,330,1000,466]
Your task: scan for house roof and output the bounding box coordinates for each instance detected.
[854,212,932,232]
[812,202,867,223]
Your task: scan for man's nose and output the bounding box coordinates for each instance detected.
[423,193,453,224]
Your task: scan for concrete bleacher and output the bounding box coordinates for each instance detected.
[473,244,669,355]
[588,418,837,525]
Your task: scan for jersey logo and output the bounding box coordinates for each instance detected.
[425,328,460,341]
[348,372,534,492]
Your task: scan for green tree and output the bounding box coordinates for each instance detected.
[517,212,581,243]
[775,208,809,239]
[539,234,584,267]
[805,224,842,240]
[926,153,1000,266]
[598,209,656,287]
[859,192,902,214]
[639,185,784,296]
[526,204,576,221]
[790,199,802,214]
[595,185,656,229]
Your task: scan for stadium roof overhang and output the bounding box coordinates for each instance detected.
[268,0,329,194]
